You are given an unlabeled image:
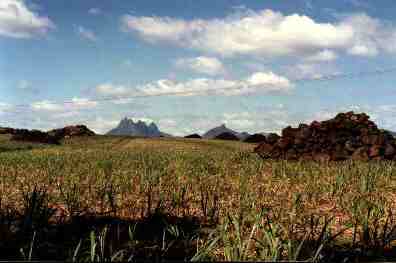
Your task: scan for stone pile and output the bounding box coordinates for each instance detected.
[254,112,396,161]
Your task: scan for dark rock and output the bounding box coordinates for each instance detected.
[202,124,249,140]
[384,144,396,158]
[184,134,202,139]
[277,137,292,149]
[331,146,349,161]
[368,145,383,158]
[285,148,298,160]
[0,127,15,134]
[48,125,95,138]
[266,133,280,145]
[352,147,369,161]
[214,132,240,141]
[244,133,267,143]
[11,129,60,145]
[313,153,331,163]
[299,153,314,161]
[254,143,274,159]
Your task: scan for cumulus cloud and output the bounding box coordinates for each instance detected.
[95,83,131,97]
[0,102,13,115]
[121,9,396,58]
[88,8,101,15]
[84,117,120,134]
[95,71,293,98]
[305,50,338,62]
[76,26,97,42]
[31,97,97,112]
[175,56,226,75]
[0,0,55,38]
[284,62,340,80]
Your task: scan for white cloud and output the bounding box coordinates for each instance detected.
[175,56,226,75]
[305,50,338,62]
[31,97,97,112]
[348,44,377,56]
[84,117,120,134]
[0,102,12,115]
[285,62,340,80]
[31,100,63,112]
[88,8,101,15]
[17,80,30,90]
[95,71,293,98]
[123,59,133,67]
[0,0,55,38]
[122,10,396,58]
[95,83,131,97]
[347,0,370,8]
[76,26,97,42]
[67,97,98,109]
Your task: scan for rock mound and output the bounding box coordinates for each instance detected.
[244,133,267,143]
[214,132,240,141]
[11,129,60,145]
[254,111,396,161]
[184,133,202,139]
[48,125,95,138]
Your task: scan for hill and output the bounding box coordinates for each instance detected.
[202,124,250,140]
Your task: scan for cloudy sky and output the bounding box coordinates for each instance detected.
[2,0,396,135]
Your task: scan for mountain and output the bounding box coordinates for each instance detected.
[202,124,250,140]
[106,118,169,137]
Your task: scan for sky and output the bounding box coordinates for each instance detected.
[2,0,396,135]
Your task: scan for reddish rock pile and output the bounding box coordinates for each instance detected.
[254,112,396,161]
[48,125,95,138]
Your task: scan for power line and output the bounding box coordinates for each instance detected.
[2,66,396,114]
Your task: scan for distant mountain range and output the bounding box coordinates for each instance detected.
[106,118,170,137]
[202,124,251,140]
[106,118,268,139]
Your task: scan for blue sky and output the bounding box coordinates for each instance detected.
[2,0,396,135]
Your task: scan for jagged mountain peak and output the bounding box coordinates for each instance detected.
[107,117,165,137]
